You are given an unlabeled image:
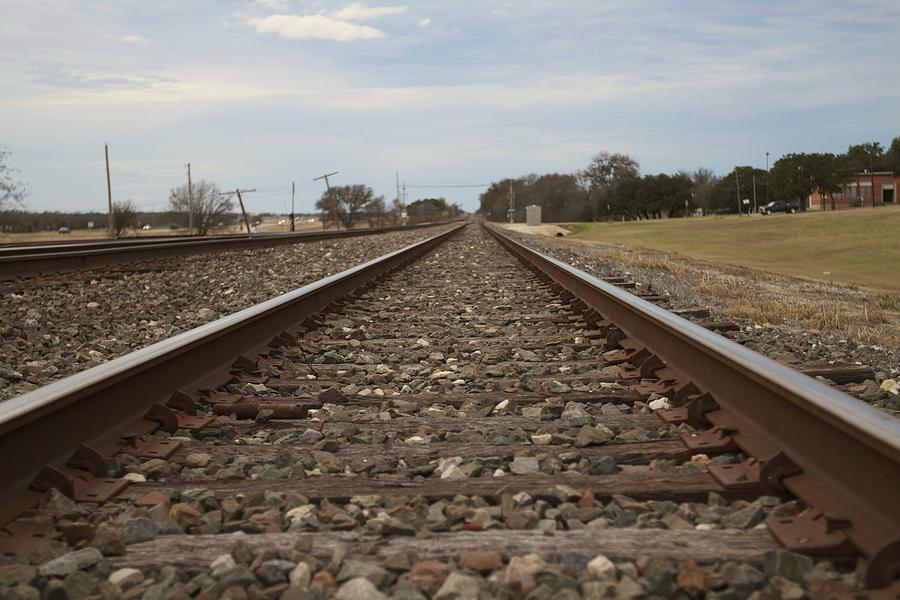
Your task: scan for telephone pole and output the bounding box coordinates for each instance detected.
[752,174,758,214]
[290,181,296,232]
[735,172,742,218]
[507,180,515,223]
[765,152,770,205]
[104,144,113,239]
[186,163,194,235]
[313,171,338,229]
[220,188,256,235]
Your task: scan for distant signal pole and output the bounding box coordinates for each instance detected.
[186,162,194,235]
[220,188,257,234]
[104,144,113,239]
[313,171,338,229]
[507,180,515,223]
[290,181,296,232]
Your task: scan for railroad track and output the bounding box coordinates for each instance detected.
[0,221,455,279]
[0,222,898,598]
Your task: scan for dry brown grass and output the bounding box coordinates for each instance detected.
[566,239,900,348]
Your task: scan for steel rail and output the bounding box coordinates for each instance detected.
[484,223,900,587]
[0,223,466,532]
[0,221,457,279]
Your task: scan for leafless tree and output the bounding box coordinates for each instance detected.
[316,184,376,229]
[111,200,138,237]
[169,179,233,235]
[0,147,27,212]
[366,196,387,227]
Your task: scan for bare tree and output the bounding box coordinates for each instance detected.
[111,200,138,238]
[169,179,233,235]
[366,196,387,227]
[389,197,404,225]
[1,147,27,212]
[316,184,375,229]
[689,167,720,215]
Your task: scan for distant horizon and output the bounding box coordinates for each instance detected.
[3,1,898,214]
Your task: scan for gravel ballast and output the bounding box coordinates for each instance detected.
[0,226,454,401]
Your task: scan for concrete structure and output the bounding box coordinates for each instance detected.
[525,205,542,226]
[809,172,897,209]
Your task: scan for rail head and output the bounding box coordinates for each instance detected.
[484,222,900,586]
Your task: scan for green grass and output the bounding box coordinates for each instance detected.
[569,207,900,293]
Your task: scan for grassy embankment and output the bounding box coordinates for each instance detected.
[570,207,900,294]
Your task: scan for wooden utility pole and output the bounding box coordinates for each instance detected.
[104,144,114,239]
[186,163,194,235]
[735,172,742,217]
[752,174,757,214]
[220,188,256,234]
[508,180,515,223]
[290,181,296,232]
[313,171,339,229]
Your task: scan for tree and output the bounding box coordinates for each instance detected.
[844,142,885,174]
[366,196,387,227]
[407,197,456,223]
[169,179,233,235]
[770,153,850,211]
[580,151,640,220]
[111,200,138,238]
[689,168,721,215]
[316,184,374,229]
[882,136,900,173]
[1,147,27,212]
[389,197,404,225]
[707,166,768,214]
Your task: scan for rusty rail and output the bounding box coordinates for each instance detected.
[0,223,465,538]
[484,224,900,588]
[0,220,457,279]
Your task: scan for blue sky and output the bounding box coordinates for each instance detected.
[2,0,899,213]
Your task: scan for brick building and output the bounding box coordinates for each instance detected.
[809,172,897,209]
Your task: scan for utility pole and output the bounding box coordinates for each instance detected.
[752,174,758,214]
[507,180,515,223]
[220,188,256,235]
[313,171,338,229]
[104,144,114,239]
[290,181,296,232]
[735,172,742,218]
[765,152,770,205]
[186,163,194,235]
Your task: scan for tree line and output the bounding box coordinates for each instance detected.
[479,136,900,221]
[315,185,463,228]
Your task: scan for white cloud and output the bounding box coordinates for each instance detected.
[331,4,407,21]
[418,17,431,28]
[251,14,384,41]
[109,34,150,45]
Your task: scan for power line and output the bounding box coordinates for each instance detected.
[405,183,490,189]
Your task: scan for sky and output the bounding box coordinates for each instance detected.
[2,0,899,214]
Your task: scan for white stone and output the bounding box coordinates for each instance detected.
[440,464,467,480]
[492,399,510,413]
[648,397,671,411]
[108,568,144,590]
[404,436,426,444]
[122,472,146,483]
[587,555,616,579]
[210,553,236,576]
[415,338,430,347]
[289,562,312,589]
[531,433,552,445]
